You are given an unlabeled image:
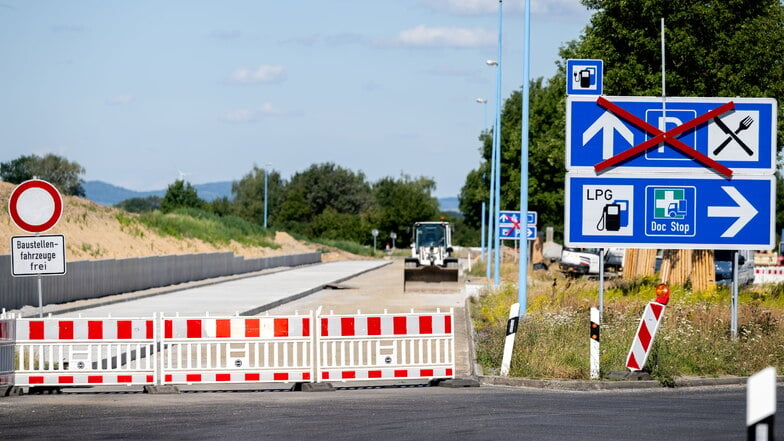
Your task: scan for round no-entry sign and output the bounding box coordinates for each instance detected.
[8,179,63,233]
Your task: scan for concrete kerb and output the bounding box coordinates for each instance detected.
[240,260,393,316]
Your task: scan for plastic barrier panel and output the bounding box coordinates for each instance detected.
[316,309,455,382]
[13,317,157,386]
[0,317,15,387]
[754,267,784,284]
[160,313,314,384]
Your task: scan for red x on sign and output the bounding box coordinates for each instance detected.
[593,96,735,178]
[506,216,521,237]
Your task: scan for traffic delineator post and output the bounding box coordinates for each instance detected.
[590,307,600,380]
[625,284,670,372]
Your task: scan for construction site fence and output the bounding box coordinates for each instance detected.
[0,252,321,311]
[0,309,455,388]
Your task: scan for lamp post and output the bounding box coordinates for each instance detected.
[476,97,488,263]
[518,0,531,318]
[490,0,503,286]
[485,59,499,281]
[263,162,271,229]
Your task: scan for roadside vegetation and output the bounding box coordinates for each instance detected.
[470,260,784,385]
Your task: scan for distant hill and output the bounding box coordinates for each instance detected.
[438,197,459,213]
[85,180,460,212]
[84,180,233,206]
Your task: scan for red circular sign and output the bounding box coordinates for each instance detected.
[8,179,63,233]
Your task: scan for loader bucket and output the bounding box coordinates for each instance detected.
[403,265,460,292]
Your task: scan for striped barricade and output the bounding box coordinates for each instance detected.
[754,267,784,284]
[0,316,15,387]
[316,308,455,382]
[13,317,157,386]
[160,313,314,384]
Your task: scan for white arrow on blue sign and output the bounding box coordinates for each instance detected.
[565,174,774,250]
[566,96,777,174]
[499,210,537,241]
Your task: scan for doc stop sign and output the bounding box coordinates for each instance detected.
[8,179,63,233]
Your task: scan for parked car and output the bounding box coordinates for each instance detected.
[714,250,755,286]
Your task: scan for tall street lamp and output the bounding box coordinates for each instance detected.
[485,58,500,281]
[263,162,271,229]
[476,97,488,264]
[490,0,503,286]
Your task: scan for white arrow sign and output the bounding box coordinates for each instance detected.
[582,111,635,160]
[707,186,757,237]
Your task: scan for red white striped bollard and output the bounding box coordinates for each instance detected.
[625,284,670,371]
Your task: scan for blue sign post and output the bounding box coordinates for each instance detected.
[565,174,775,249]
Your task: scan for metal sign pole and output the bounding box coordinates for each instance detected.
[37,274,43,318]
[36,232,43,318]
[732,250,739,339]
[599,249,605,317]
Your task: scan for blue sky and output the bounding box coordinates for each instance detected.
[0,0,591,198]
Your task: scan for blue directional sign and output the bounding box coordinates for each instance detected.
[566,59,603,96]
[565,174,774,250]
[499,210,537,241]
[566,96,777,173]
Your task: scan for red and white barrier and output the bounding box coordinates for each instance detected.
[754,267,784,285]
[3,308,455,389]
[160,314,314,385]
[317,309,455,382]
[13,317,157,386]
[0,317,15,387]
[626,286,670,372]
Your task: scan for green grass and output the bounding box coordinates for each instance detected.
[300,236,376,257]
[472,269,784,384]
[126,208,278,249]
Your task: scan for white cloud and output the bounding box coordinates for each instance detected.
[396,25,494,48]
[226,65,286,84]
[105,94,134,106]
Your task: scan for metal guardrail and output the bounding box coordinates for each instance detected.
[0,252,321,311]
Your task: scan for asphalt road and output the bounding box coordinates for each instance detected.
[1,384,778,440]
[3,260,781,440]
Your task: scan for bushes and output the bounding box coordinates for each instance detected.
[473,270,784,383]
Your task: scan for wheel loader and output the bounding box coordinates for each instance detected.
[403,221,460,291]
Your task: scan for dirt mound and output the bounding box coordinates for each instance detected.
[0,181,362,262]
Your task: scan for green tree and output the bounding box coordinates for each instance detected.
[460,0,784,241]
[231,165,284,227]
[574,0,784,146]
[115,196,161,213]
[277,163,373,235]
[310,208,366,242]
[0,153,86,196]
[459,78,567,238]
[160,180,203,212]
[371,174,440,247]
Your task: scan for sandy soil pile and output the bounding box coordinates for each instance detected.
[0,181,359,262]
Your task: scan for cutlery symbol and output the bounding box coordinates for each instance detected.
[712,116,754,156]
